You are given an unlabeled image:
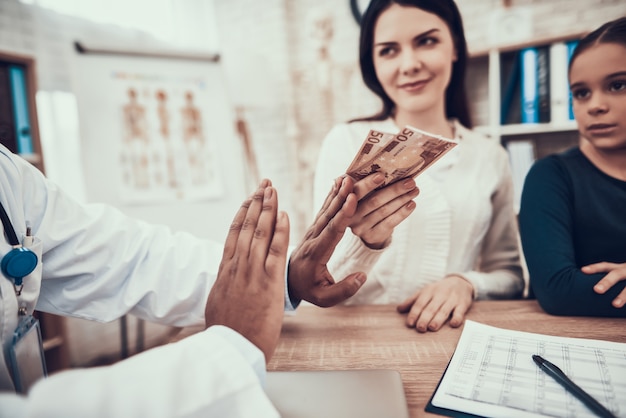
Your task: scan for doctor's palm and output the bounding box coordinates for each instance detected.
[205,180,289,363]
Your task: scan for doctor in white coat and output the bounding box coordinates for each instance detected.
[0,143,420,417]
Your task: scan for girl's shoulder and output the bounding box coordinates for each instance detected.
[524,147,586,192]
[532,147,625,187]
[532,147,582,172]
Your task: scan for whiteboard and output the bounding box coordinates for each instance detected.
[71,45,247,241]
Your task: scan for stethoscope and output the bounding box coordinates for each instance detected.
[0,201,38,291]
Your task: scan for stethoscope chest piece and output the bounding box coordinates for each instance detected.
[1,247,37,285]
[1,201,38,287]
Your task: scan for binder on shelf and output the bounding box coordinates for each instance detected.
[8,65,34,155]
[549,42,570,124]
[566,40,579,120]
[0,64,17,153]
[500,52,521,125]
[520,47,539,123]
[506,140,536,213]
[536,46,550,123]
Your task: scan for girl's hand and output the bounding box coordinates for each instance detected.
[350,177,420,249]
[583,262,626,308]
[396,275,474,332]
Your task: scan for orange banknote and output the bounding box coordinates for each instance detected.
[346,130,396,173]
[346,126,457,188]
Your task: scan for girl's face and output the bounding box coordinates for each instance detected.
[570,42,626,152]
[372,4,457,118]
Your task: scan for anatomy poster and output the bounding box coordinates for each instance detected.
[73,51,225,205]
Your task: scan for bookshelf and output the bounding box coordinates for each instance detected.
[0,50,70,374]
[468,33,584,153]
[467,34,584,211]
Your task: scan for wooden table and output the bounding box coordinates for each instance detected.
[266,300,626,418]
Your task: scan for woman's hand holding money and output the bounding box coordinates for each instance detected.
[350,176,420,249]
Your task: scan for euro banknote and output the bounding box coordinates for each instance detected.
[346,126,457,188]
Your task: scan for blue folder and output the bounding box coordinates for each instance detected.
[520,47,539,124]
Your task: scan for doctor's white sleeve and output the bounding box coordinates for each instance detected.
[9,151,220,327]
[0,326,279,418]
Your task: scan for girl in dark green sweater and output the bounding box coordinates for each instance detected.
[519,17,626,317]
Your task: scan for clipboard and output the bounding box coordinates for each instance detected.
[424,356,485,418]
[424,320,625,418]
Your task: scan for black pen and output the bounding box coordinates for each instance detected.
[532,354,616,418]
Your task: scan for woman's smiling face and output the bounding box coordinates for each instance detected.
[372,3,457,118]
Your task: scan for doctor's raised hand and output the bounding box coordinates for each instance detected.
[206,173,387,362]
[205,180,289,363]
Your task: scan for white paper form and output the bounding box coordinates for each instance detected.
[432,320,626,417]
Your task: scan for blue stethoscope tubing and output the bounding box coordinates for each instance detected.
[0,202,38,284]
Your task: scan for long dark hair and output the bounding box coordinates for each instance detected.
[353,0,472,128]
[568,17,626,75]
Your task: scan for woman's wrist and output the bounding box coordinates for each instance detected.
[361,236,391,250]
[444,274,476,299]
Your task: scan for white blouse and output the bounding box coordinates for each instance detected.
[314,119,524,304]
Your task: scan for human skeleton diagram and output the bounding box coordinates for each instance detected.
[121,88,150,189]
[181,91,208,185]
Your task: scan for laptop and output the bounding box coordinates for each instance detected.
[265,369,410,418]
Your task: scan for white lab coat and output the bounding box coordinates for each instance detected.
[0,145,279,417]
